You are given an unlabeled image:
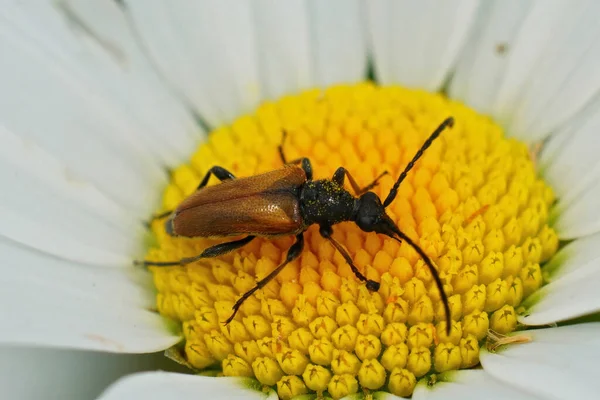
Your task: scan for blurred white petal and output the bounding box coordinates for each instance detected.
[309,0,367,87]
[451,0,600,142]
[356,393,407,400]
[450,0,531,115]
[0,124,143,264]
[366,0,479,91]
[0,238,180,352]
[540,95,600,238]
[121,0,366,127]
[541,97,600,203]
[31,0,201,165]
[481,324,600,400]
[543,232,600,282]
[551,179,600,239]
[1,346,175,400]
[0,1,197,214]
[520,254,600,326]
[413,370,542,400]
[98,372,277,400]
[252,0,312,102]
[121,0,259,127]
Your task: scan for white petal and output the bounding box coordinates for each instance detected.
[449,1,532,115]
[452,0,600,142]
[0,4,157,213]
[540,99,600,205]
[118,0,258,127]
[1,346,174,400]
[520,258,600,326]
[540,96,600,239]
[0,124,143,264]
[307,0,367,87]
[366,0,479,91]
[550,180,600,240]
[123,0,366,126]
[354,393,406,400]
[98,372,277,400]
[413,370,542,400]
[542,232,600,282]
[0,2,207,216]
[252,0,312,101]
[0,238,180,352]
[17,1,201,165]
[254,0,366,98]
[481,323,600,400]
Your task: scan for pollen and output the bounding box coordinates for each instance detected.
[145,83,558,398]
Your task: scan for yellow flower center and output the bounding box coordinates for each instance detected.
[145,83,558,398]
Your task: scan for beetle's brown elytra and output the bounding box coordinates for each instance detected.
[139,117,455,332]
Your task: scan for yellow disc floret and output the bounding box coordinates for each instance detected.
[145,83,557,398]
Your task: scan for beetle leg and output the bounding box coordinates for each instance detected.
[146,166,237,225]
[333,167,389,196]
[137,235,256,267]
[332,167,361,194]
[319,224,380,291]
[278,133,313,180]
[196,166,236,190]
[278,130,289,164]
[300,158,313,180]
[225,233,305,324]
[148,209,173,221]
[359,170,389,194]
[283,157,313,181]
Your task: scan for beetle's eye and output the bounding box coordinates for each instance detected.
[357,215,378,231]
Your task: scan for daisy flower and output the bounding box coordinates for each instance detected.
[3,1,600,399]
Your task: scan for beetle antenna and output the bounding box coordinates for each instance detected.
[384,225,451,335]
[383,117,454,208]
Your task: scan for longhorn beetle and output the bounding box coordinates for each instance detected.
[140,117,455,332]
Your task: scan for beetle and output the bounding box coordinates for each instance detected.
[140,117,455,330]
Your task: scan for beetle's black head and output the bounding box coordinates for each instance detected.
[355,191,400,237]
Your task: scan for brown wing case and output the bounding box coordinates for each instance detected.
[171,166,306,237]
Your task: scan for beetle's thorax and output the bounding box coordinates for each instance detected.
[299,180,358,226]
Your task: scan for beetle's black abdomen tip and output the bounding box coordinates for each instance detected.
[165,217,175,236]
[366,280,380,291]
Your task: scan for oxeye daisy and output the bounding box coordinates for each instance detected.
[2,1,600,400]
